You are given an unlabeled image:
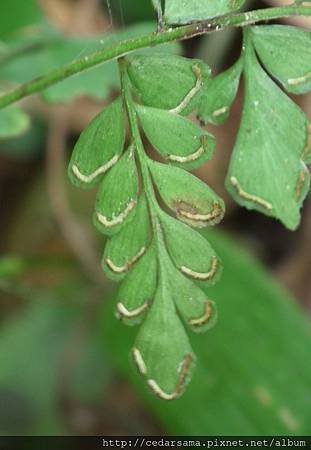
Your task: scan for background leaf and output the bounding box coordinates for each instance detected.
[0,106,29,139]
[0,0,42,38]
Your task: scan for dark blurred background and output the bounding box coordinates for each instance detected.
[0,0,310,437]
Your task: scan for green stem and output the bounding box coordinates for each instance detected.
[119,58,172,271]
[0,5,310,110]
[118,58,159,229]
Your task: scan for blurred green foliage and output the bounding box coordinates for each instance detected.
[101,0,156,24]
[0,0,42,38]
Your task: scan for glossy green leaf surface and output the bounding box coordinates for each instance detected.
[116,246,158,326]
[149,161,225,227]
[226,39,310,230]
[102,195,150,281]
[132,272,196,400]
[164,0,246,24]
[68,98,125,189]
[102,229,311,434]
[127,55,210,114]
[159,210,221,286]
[0,105,29,139]
[94,148,138,236]
[251,25,311,95]
[163,253,218,334]
[198,59,242,125]
[137,105,215,170]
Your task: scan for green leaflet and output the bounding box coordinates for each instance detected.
[137,105,215,170]
[0,105,29,138]
[164,0,246,24]
[251,25,311,95]
[226,36,310,231]
[149,160,225,227]
[116,245,158,326]
[68,98,125,189]
[198,59,242,125]
[161,250,218,334]
[132,271,196,400]
[127,55,211,115]
[102,195,151,281]
[93,147,138,236]
[159,210,221,286]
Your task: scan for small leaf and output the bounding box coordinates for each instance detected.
[68,98,125,189]
[226,39,310,230]
[127,55,210,115]
[102,195,150,281]
[159,210,221,286]
[137,105,215,170]
[116,246,157,326]
[163,254,218,334]
[198,59,242,125]
[251,25,311,95]
[0,106,29,139]
[94,147,138,236]
[132,277,195,400]
[149,161,225,227]
[164,0,246,24]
